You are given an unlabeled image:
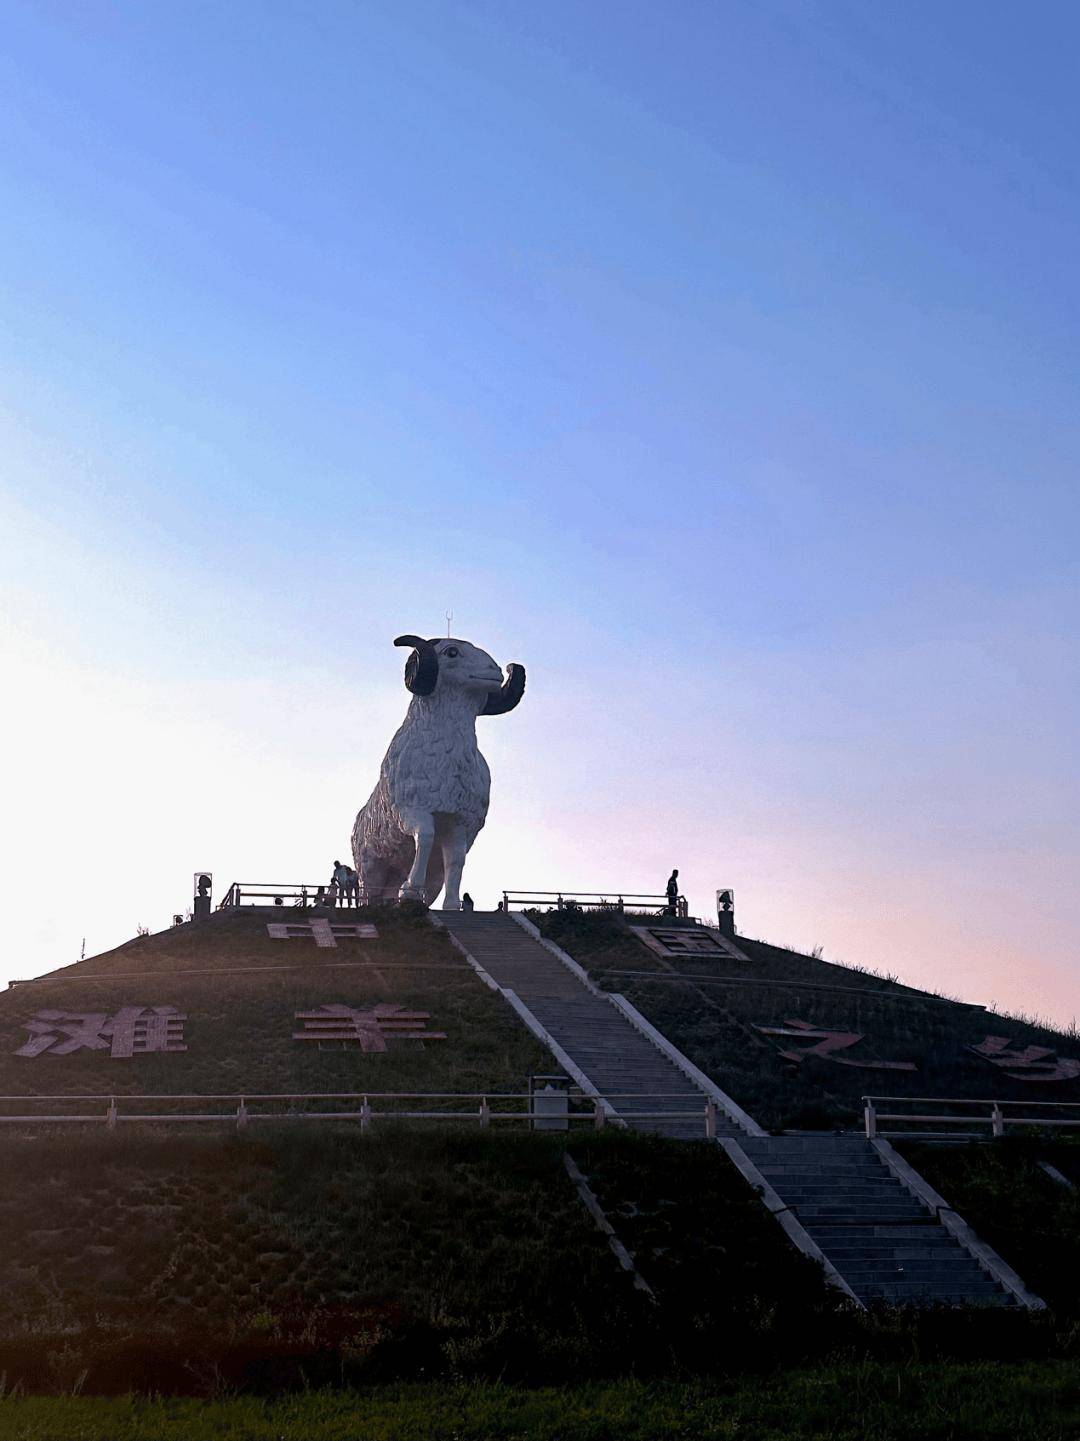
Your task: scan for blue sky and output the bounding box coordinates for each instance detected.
[1,1,1077,1021]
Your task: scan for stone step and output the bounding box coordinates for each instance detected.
[837,1253,985,1274]
[824,1242,960,1261]
[774,1181,902,1193]
[753,1160,888,1174]
[744,1141,876,1152]
[769,1176,902,1189]
[808,1223,949,1240]
[855,1282,1007,1303]
[788,1198,915,1210]
[758,1156,891,1168]
[804,1219,932,1232]
[787,1193,918,1208]
[841,1272,994,1292]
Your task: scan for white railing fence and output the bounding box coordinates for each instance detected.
[0,1091,724,1137]
[863,1094,1080,1139]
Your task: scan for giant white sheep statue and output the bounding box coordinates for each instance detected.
[351,634,526,909]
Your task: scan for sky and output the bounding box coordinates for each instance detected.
[0,1,1077,1024]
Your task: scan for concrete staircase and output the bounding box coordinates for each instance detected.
[736,1135,1014,1306]
[437,911,1041,1309]
[436,910,746,1139]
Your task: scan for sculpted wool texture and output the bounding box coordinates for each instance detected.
[352,635,525,910]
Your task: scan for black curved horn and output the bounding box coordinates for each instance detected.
[481,663,526,716]
[394,634,439,696]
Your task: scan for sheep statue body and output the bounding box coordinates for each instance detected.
[351,634,526,909]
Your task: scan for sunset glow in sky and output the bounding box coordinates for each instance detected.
[1,2,1077,1023]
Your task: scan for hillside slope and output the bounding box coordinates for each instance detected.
[0,1128,839,1393]
[533,911,1080,1129]
[0,908,547,1103]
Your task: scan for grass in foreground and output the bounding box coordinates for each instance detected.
[3,1364,1080,1440]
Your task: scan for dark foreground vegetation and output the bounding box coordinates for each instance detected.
[4,1363,1079,1440]
[2,1126,1076,1398]
[900,1136,1080,1316]
[0,1127,830,1394]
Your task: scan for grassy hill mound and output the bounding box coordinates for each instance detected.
[1,909,1076,1404]
[533,911,1080,1129]
[0,908,547,1104]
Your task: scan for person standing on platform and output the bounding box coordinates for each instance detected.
[461,892,475,912]
[665,868,679,916]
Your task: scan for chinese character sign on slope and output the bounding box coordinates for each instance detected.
[970,1035,1080,1082]
[755,1018,917,1071]
[293,1004,446,1051]
[267,921,378,948]
[629,925,737,959]
[16,1007,187,1059]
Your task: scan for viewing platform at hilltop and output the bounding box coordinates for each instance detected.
[214,881,699,919]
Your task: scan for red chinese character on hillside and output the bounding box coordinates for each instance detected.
[292,1004,446,1051]
[16,1007,187,1059]
[969,1035,1080,1082]
[267,920,378,948]
[755,1018,916,1071]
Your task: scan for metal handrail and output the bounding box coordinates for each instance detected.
[217,882,694,916]
[0,1090,705,1101]
[219,883,340,909]
[504,891,671,901]
[864,1095,1080,1107]
[0,1089,721,1136]
[501,889,690,917]
[862,1093,1080,1139]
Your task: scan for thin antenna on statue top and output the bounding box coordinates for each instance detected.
[446,609,453,638]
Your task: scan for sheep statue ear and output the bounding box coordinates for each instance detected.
[394,635,439,696]
[481,663,526,716]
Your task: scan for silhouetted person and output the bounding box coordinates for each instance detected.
[344,866,360,907]
[325,879,339,909]
[666,868,679,916]
[461,892,475,912]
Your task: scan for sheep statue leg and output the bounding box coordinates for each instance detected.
[440,821,468,911]
[398,808,436,902]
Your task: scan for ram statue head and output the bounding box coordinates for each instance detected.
[393,634,525,714]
